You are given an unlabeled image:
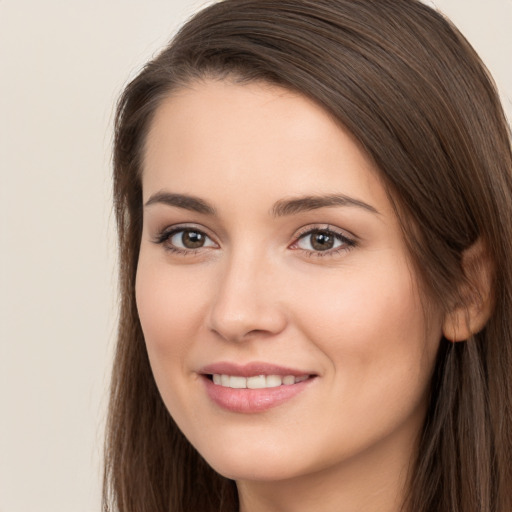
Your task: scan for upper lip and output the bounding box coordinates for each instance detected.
[199,361,314,377]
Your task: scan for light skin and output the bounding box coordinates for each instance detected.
[136,79,447,512]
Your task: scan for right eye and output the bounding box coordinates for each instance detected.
[155,227,218,254]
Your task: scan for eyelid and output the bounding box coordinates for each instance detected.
[152,222,215,239]
[292,224,356,242]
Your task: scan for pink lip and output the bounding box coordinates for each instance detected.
[199,361,316,413]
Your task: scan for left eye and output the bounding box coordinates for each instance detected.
[168,229,216,250]
[295,229,348,252]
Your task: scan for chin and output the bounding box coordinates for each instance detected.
[192,435,310,482]
[208,456,303,483]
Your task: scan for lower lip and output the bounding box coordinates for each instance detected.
[202,376,314,413]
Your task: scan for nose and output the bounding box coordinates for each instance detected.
[206,251,287,343]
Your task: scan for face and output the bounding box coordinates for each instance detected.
[136,80,443,484]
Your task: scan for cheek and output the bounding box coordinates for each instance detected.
[134,257,209,427]
[293,257,440,389]
[295,267,440,457]
[135,257,206,364]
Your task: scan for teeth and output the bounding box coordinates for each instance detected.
[229,376,246,389]
[282,375,295,385]
[211,374,308,389]
[247,375,266,389]
[266,375,282,387]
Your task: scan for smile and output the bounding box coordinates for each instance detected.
[200,363,316,413]
[211,374,310,389]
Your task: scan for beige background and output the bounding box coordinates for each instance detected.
[1,1,510,511]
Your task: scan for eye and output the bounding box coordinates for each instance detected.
[170,229,215,249]
[291,227,356,254]
[154,227,217,253]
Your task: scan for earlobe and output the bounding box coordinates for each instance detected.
[442,239,493,342]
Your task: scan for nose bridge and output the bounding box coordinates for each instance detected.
[207,245,286,342]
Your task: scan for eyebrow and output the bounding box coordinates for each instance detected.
[144,191,379,217]
[270,194,379,217]
[144,191,216,215]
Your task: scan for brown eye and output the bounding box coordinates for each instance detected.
[310,231,336,251]
[181,230,206,248]
[295,228,353,253]
[166,229,217,251]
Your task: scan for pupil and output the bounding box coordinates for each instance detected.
[182,230,204,249]
[311,231,334,251]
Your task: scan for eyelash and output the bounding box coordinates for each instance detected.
[290,225,357,258]
[152,226,217,256]
[152,224,357,258]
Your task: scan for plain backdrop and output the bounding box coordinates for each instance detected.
[0,1,510,511]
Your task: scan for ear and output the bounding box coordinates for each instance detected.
[442,239,493,342]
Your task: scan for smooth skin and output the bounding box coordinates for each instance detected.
[136,80,446,512]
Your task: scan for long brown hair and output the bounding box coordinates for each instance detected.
[104,1,512,510]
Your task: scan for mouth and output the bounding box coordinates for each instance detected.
[199,362,317,413]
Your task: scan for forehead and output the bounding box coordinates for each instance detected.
[142,80,390,212]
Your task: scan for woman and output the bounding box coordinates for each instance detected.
[104,1,512,511]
